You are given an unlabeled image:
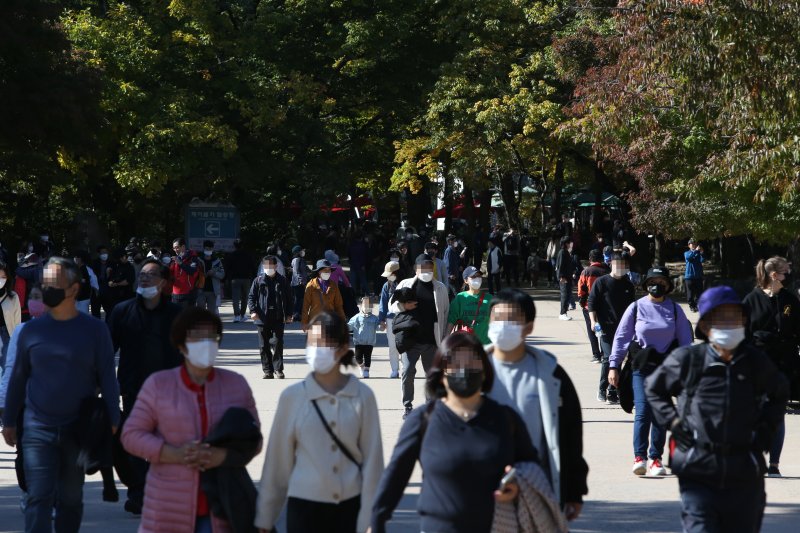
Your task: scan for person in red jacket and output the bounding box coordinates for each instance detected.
[577,249,611,364]
[169,238,204,308]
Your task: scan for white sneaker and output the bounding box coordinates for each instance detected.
[632,456,647,476]
[232,316,241,323]
[558,314,572,321]
[647,458,667,476]
[389,371,399,379]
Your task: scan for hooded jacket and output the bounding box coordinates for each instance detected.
[247,272,293,326]
[646,342,789,487]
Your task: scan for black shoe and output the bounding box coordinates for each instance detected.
[606,391,620,405]
[402,407,412,420]
[263,372,274,379]
[767,465,782,477]
[103,486,119,503]
[124,500,142,516]
[591,355,601,364]
[276,371,285,379]
[597,390,607,403]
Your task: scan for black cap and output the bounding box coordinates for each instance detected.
[643,266,673,291]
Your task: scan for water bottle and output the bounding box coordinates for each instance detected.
[594,324,603,338]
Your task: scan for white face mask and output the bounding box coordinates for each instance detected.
[300,250,306,257]
[390,256,400,262]
[388,274,397,282]
[319,272,331,281]
[709,327,746,351]
[306,345,338,374]
[265,267,276,277]
[137,285,160,299]
[100,253,109,261]
[612,268,629,278]
[488,321,525,351]
[468,278,483,290]
[0,278,6,289]
[204,250,213,257]
[418,272,434,283]
[162,256,171,265]
[185,340,219,368]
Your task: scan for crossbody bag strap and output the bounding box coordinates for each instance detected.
[681,346,706,422]
[470,293,485,328]
[310,397,362,470]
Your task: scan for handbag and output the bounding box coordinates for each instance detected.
[455,293,485,335]
[309,395,362,470]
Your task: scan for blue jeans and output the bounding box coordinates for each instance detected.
[22,423,84,533]
[769,419,785,465]
[633,370,666,459]
[195,516,212,533]
[598,334,616,394]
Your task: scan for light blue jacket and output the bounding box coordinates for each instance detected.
[348,313,380,346]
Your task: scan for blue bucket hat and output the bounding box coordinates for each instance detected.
[695,285,743,340]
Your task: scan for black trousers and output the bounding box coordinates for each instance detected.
[503,255,519,284]
[286,495,360,533]
[257,322,285,373]
[121,395,148,505]
[686,278,704,309]
[488,272,502,294]
[582,308,602,358]
[679,477,765,533]
[355,345,373,368]
[559,279,572,314]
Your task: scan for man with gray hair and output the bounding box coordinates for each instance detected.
[2,257,120,532]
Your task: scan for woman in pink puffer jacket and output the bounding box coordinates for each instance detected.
[122,308,260,533]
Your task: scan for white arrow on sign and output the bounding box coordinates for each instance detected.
[205,221,221,237]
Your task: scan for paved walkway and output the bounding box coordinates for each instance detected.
[1,290,798,532]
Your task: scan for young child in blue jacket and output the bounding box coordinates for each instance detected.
[348,296,380,378]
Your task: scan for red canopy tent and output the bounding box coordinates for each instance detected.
[432,199,482,219]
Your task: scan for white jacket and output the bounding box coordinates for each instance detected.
[389,276,450,346]
[1,292,21,338]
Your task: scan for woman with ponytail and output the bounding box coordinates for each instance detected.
[743,256,800,477]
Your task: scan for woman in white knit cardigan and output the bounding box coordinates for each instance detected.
[255,311,384,533]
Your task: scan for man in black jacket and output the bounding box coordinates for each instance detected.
[224,238,257,323]
[555,236,575,320]
[107,258,183,515]
[249,255,294,379]
[486,289,589,521]
[646,286,788,533]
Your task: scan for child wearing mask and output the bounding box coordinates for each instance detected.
[348,297,380,378]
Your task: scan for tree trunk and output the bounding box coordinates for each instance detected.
[406,181,432,231]
[442,168,454,235]
[476,188,492,266]
[498,170,520,230]
[463,183,476,265]
[552,158,564,218]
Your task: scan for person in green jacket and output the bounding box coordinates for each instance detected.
[447,266,492,344]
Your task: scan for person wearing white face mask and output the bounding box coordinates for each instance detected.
[485,289,588,521]
[0,261,21,368]
[645,286,789,533]
[447,266,492,344]
[108,258,183,515]
[122,307,260,533]
[389,258,450,419]
[301,259,346,332]
[256,312,383,533]
[378,261,401,378]
[588,251,636,405]
[249,256,294,379]
[195,240,225,316]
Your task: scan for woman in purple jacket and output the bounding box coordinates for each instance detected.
[608,267,693,477]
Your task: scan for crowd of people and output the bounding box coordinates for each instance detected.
[0,222,796,533]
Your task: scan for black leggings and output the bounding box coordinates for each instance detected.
[286,495,360,533]
[355,345,373,368]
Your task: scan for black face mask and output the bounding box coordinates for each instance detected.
[446,371,484,398]
[42,286,67,308]
[647,284,667,298]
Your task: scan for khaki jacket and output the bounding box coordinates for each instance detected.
[301,278,346,328]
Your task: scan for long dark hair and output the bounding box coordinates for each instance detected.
[425,332,495,399]
[0,261,12,298]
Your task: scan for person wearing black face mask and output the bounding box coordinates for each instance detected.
[372,332,538,533]
[607,266,694,478]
